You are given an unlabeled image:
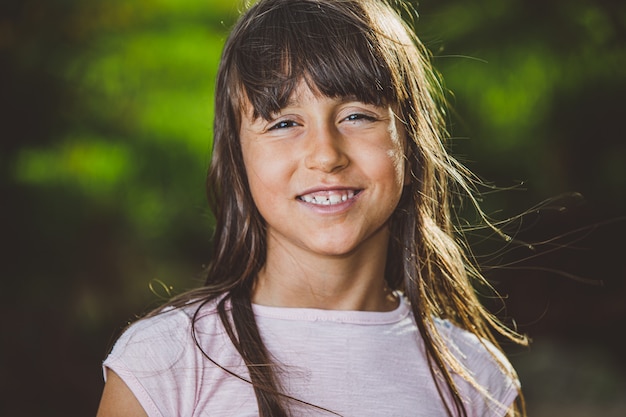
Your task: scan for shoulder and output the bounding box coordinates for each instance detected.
[101,298,238,416]
[435,318,515,375]
[434,319,520,416]
[104,299,225,371]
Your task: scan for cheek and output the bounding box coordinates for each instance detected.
[374,133,406,191]
[387,119,408,186]
[241,145,267,201]
[242,147,292,211]
[386,146,406,186]
[244,158,271,198]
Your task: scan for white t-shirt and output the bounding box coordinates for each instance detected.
[103,296,519,416]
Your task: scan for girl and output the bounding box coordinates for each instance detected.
[97,0,527,416]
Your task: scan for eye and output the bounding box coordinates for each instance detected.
[269,120,299,130]
[343,113,377,123]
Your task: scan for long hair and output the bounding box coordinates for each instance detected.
[164,0,528,415]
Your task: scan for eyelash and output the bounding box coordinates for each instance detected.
[269,120,299,130]
[268,113,377,130]
[345,113,377,122]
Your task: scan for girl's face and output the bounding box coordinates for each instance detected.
[239,82,406,259]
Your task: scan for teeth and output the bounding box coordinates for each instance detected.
[314,195,328,205]
[300,190,357,206]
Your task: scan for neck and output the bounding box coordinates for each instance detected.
[251,232,397,312]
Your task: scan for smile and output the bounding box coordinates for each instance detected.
[297,190,361,206]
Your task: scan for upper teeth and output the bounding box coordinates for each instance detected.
[300,191,355,205]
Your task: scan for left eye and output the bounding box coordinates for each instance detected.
[344,113,376,122]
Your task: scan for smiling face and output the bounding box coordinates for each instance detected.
[240,82,406,260]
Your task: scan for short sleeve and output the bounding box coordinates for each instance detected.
[103,309,196,417]
[102,302,258,417]
[438,320,520,417]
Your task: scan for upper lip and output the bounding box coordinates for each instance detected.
[296,186,362,198]
[296,187,363,206]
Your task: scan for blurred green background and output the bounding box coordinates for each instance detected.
[0,0,624,415]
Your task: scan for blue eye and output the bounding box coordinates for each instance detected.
[269,120,298,130]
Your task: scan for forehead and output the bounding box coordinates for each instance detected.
[238,77,392,123]
[240,80,383,121]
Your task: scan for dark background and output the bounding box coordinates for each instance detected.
[1,0,624,415]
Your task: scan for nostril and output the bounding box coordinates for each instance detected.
[304,145,349,173]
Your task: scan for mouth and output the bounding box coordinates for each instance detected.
[297,189,362,206]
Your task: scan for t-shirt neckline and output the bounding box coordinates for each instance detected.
[251,295,410,325]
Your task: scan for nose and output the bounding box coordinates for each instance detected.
[304,123,349,173]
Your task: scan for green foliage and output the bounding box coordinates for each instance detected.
[1,0,625,415]
[416,0,626,205]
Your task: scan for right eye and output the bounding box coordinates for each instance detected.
[269,120,299,130]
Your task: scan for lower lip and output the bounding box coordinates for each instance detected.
[297,192,361,214]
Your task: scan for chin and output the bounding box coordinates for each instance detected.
[304,241,361,258]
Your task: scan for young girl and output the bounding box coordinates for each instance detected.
[97,0,527,416]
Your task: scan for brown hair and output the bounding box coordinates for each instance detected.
[163,0,528,415]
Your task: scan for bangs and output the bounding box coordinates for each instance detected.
[230,0,402,119]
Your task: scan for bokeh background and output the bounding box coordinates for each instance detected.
[1,0,624,415]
